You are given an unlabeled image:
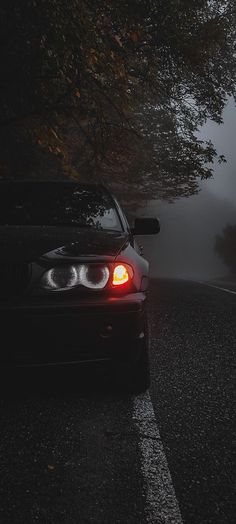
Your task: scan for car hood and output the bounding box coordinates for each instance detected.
[0,226,129,262]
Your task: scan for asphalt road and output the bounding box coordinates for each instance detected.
[0,279,235,524]
[149,279,236,524]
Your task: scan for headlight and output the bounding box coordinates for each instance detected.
[78,264,110,289]
[112,264,130,286]
[41,264,110,291]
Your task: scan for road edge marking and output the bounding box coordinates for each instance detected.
[198,282,236,295]
[133,392,183,524]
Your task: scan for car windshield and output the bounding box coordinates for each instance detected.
[0,182,122,231]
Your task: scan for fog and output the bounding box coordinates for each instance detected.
[141,98,236,281]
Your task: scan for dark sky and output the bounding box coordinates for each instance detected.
[141,98,236,281]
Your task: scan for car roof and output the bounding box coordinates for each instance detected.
[0,179,114,199]
[0,179,106,189]
[0,179,126,230]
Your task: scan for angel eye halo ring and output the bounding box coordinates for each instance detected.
[78,264,110,289]
[41,263,110,291]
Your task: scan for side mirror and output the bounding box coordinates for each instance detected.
[132,217,160,235]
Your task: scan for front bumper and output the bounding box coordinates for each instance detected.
[0,292,147,367]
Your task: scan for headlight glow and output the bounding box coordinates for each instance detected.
[112,264,132,286]
[78,265,110,289]
[41,264,110,291]
[42,265,79,290]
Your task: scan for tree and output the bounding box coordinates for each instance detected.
[215,224,236,275]
[0,1,236,204]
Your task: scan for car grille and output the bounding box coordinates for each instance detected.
[0,262,30,300]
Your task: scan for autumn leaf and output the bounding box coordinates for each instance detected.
[47,464,55,470]
[129,31,141,43]
[114,34,123,47]
[50,128,60,140]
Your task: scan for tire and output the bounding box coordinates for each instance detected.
[128,335,150,394]
[115,322,150,394]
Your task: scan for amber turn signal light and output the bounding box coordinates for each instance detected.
[112,264,130,286]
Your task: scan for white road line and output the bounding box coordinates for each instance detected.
[133,392,183,524]
[198,282,236,295]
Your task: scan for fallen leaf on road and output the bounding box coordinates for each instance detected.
[47,464,55,470]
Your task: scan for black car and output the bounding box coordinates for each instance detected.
[0,180,160,392]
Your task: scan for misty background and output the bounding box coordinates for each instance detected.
[140,97,236,281]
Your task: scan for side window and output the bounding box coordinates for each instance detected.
[112,196,130,233]
[98,208,121,230]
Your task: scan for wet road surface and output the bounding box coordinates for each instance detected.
[0,279,235,523]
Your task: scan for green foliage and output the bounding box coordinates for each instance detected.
[0,0,236,201]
